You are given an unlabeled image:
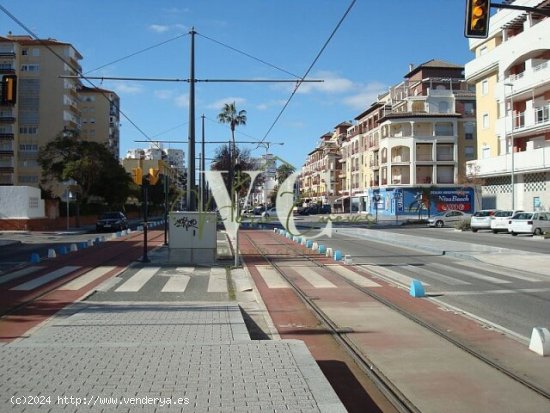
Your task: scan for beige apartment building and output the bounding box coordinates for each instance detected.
[299,129,342,207]
[303,60,478,216]
[465,0,550,211]
[0,34,120,198]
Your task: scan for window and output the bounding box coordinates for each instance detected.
[464,102,475,115]
[481,80,488,96]
[438,101,449,113]
[464,122,475,139]
[19,144,39,152]
[19,126,38,134]
[21,64,40,72]
[465,146,475,159]
[482,113,489,129]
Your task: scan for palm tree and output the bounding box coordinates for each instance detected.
[217,102,247,205]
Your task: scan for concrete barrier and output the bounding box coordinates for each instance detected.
[529,327,550,356]
[410,279,425,297]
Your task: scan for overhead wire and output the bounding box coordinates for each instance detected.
[260,0,357,143]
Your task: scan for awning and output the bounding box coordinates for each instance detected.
[334,196,350,202]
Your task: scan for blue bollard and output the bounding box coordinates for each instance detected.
[58,246,68,255]
[306,240,313,248]
[318,245,326,254]
[31,253,40,264]
[334,250,343,261]
[410,279,426,297]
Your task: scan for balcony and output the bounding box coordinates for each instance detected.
[0,133,14,140]
[467,146,550,177]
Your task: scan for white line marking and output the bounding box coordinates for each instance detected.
[162,275,191,292]
[297,267,337,288]
[0,266,44,285]
[256,265,290,288]
[325,264,381,287]
[404,265,471,286]
[208,268,228,293]
[115,267,160,292]
[438,288,550,296]
[455,260,546,283]
[430,262,510,284]
[359,264,431,287]
[11,266,81,291]
[60,266,116,290]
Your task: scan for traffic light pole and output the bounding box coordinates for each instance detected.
[142,178,150,263]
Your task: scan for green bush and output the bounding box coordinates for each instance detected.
[455,218,471,231]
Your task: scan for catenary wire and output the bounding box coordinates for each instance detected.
[260,0,357,143]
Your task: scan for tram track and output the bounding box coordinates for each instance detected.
[240,229,550,412]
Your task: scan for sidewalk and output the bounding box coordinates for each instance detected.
[0,231,346,413]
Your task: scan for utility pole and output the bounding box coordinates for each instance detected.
[187,27,196,211]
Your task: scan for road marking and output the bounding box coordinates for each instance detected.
[298,267,337,288]
[0,266,44,285]
[162,274,191,292]
[325,264,381,287]
[11,266,81,291]
[430,262,510,284]
[359,264,431,287]
[256,265,290,288]
[115,267,160,292]
[404,265,470,286]
[60,266,116,290]
[438,288,550,296]
[455,260,546,283]
[208,268,227,293]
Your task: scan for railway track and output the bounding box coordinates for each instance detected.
[239,229,550,412]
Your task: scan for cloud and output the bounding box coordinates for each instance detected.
[294,70,354,94]
[207,97,247,110]
[342,82,387,110]
[113,83,143,95]
[175,93,189,107]
[154,89,174,100]
[148,24,187,33]
[256,99,286,111]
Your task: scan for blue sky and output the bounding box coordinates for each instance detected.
[1,0,474,171]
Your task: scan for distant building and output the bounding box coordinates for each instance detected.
[465,0,550,210]
[79,86,120,158]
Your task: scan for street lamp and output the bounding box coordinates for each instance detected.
[373,193,381,223]
[504,82,515,209]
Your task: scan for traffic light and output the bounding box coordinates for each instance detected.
[465,0,490,38]
[1,75,17,105]
[148,168,161,185]
[132,167,143,185]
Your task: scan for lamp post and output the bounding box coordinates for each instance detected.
[504,82,515,209]
[373,193,381,223]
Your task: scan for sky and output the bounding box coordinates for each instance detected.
[0,0,475,171]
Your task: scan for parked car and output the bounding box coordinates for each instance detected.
[470,209,497,232]
[253,206,266,215]
[508,211,550,236]
[427,210,471,228]
[96,211,128,232]
[490,210,523,233]
[262,207,277,218]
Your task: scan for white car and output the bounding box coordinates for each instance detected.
[427,210,471,228]
[262,207,277,218]
[490,210,523,233]
[470,209,497,232]
[508,211,550,236]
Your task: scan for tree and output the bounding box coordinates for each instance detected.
[276,163,296,185]
[211,144,257,197]
[38,129,132,209]
[217,102,247,151]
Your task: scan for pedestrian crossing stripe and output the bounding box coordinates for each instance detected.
[358,264,431,288]
[161,274,191,292]
[403,264,470,286]
[60,266,116,290]
[115,267,160,292]
[208,268,228,293]
[11,266,81,291]
[325,264,381,288]
[255,265,290,289]
[0,266,44,285]
[297,267,337,288]
[429,263,510,284]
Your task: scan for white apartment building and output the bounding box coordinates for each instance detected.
[465,0,550,211]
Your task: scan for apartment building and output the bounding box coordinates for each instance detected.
[465,0,550,211]
[337,60,478,216]
[79,86,120,159]
[299,129,342,208]
[0,34,82,188]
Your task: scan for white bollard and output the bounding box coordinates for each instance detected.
[301,238,307,246]
[344,255,353,265]
[70,244,78,252]
[529,327,550,356]
[47,248,56,258]
[87,239,94,247]
[326,247,333,258]
[312,242,319,251]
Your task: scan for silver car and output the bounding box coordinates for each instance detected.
[427,210,471,228]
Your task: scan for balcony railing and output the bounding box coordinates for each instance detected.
[467,146,550,177]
